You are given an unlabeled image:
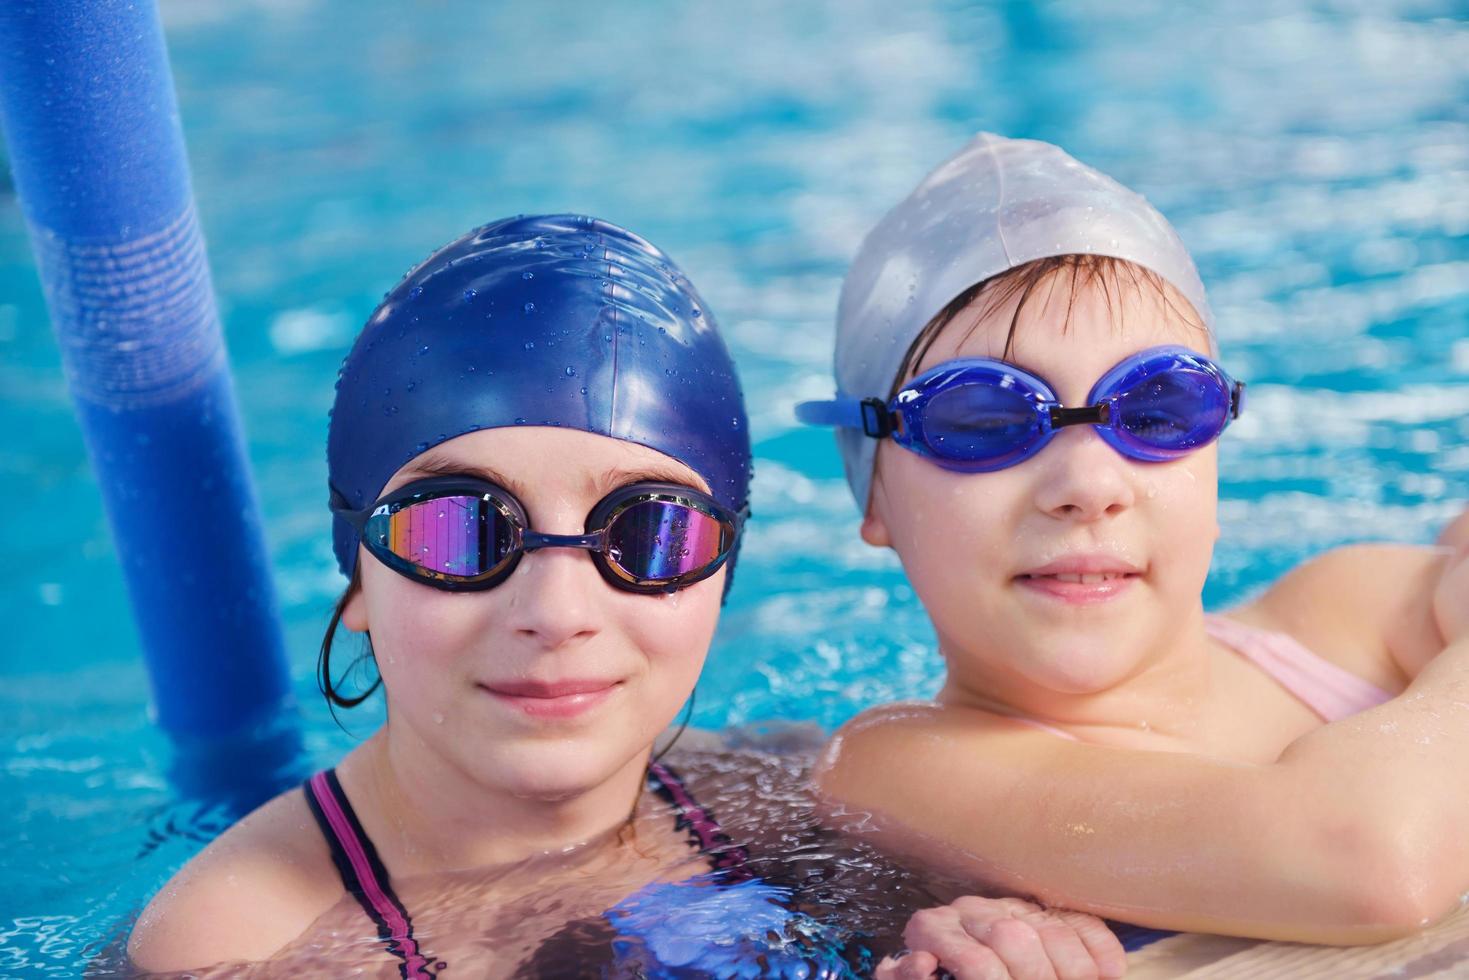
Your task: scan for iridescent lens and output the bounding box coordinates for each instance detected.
[1114,368,1228,452]
[605,499,726,582]
[368,494,513,577]
[923,382,1043,463]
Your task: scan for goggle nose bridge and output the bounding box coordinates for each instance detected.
[519,530,605,553]
[1048,402,1112,429]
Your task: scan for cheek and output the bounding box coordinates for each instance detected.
[625,576,722,679]
[880,458,1019,596]
[360,572,484,681]
[1140,454,1220,584]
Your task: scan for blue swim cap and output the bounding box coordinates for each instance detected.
[328,214,752,589]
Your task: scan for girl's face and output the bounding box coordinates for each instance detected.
[864,271,1220,701]
[342,426,723,800]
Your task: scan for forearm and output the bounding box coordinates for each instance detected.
[1268,637,1469,932]
[823,694,1469,945]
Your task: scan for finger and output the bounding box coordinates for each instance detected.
[1030,920,1100,980]
[968,916,1056,980]
[1053,911,1127,979]
[904,906,963,949]
[939,943,1012,980]
[1434,507,1469,551]
[892,950,941,980]
[1434,548,1469,643]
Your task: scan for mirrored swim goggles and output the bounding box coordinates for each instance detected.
[331,476,745,594]
[797,345,1245,472]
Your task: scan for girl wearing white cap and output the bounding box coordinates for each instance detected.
[799,134,1469,973]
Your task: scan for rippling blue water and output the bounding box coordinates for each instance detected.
[1,0,1465,974]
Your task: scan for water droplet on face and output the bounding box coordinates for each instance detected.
[579,386,588,394]
[731,418,741,429]
[408,286,423,300]
[524,302,536,314]
[691,308,701,318]
[463,288,477,302]
[515,417,526,425]
[524,341,535,350]
[432,712,445,725]
[564,366,575,377]
[522,271,534,280]
[406,381,417,392]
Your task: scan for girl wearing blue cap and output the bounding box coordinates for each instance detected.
[124,215,806,975]
[801,135,1469,972]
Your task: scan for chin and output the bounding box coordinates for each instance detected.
[490,740,636,801]
[1021,638,1143,695]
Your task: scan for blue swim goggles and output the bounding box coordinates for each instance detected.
[797,345,1245,472]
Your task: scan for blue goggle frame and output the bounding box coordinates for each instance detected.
[797,345,1245,472]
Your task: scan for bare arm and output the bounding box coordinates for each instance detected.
[817,638,1469,947]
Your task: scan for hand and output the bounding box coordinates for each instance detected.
[1433,508,1469,645]
[875,896,1126,980]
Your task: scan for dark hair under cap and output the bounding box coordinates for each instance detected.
[327,213,752,589]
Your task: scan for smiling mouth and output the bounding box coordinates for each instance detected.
[478,680,624,720]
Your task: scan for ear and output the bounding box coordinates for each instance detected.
[341,558,369,632]
[860,482,893,549]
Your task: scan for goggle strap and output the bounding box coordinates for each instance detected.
[328,485,373,530]
[794,396,893,439]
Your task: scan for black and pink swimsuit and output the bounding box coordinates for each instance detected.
[302,761,747,979]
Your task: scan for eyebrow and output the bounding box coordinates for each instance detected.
[400,450,708,497]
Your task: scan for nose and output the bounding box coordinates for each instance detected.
[501,535,603,652]
[1030,424,1137,522]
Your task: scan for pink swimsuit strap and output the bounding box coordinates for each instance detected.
[1202,613,1393,722]
[999,615,1394,741]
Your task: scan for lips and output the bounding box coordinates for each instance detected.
[1014,554,1144,604]
[480,678,623,719]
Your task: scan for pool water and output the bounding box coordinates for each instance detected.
[2,0,1465,975]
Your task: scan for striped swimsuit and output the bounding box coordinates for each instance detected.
[302,761,746,979]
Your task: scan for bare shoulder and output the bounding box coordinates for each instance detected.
[127,786,344,974]
[1227,542,1448,686]
[815,699,1041,806]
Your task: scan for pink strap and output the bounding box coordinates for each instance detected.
[1204,615,1393,722]
[307,772,435,979]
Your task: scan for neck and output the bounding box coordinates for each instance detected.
[935,605,1219,746]
[341,726,651,876]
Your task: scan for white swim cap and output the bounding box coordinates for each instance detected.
[830,132,1215,512]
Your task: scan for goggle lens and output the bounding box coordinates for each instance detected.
[924,381,1043,465]
[366,494,515,578]
[605,498,730,584]
[1113,367,1230,455]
